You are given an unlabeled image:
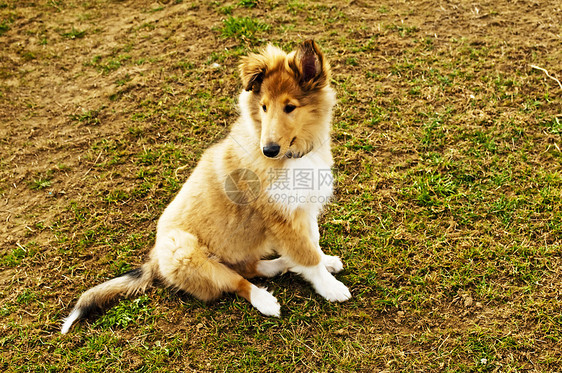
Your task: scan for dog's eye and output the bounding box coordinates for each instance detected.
[284,104,296,114]
[262,105,267,112]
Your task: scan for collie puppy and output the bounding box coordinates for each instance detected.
[61,40,351,334]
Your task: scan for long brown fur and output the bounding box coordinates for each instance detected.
[61,40,350,334]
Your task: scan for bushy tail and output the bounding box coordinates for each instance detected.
[61,262,156,334]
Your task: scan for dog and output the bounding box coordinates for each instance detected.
[61,40,351,334]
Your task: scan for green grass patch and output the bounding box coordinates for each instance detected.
[69,108,103,125]
[86,54,132,74]
[220,16,270,43]
[0,19,10,35]
[238,0,258,8]
[93,295,156,330]
[61,27,86,39]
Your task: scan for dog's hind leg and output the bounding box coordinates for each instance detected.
[154,229,281,317]
[255,253,342,279]
[253,214,344,279]
[266,211,351,303]
[255,257,290,277]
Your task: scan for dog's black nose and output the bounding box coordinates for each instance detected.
[262,143,281,158]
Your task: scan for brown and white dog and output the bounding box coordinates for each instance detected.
[61,40,351,333]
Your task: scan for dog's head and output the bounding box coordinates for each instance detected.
[239,40,334,159]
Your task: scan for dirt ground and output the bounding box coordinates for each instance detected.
[1,0,561,371]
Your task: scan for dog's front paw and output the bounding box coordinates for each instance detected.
[315,276,351,302]
[250,286,281,317]
[322,255,344,274]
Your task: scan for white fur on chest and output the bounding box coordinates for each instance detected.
[265,153,333,216]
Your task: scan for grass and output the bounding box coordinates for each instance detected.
[0,0,561,372]
[69,108,103,125]
[220,16,270,43]
[61,26,86,39]
[86,54,132,74]
[0,18,10,35]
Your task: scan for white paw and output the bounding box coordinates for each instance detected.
[322,255,344,274]
[250,286,281,317]
[315,276,351,302]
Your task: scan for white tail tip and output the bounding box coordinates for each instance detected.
[61,309,81,334]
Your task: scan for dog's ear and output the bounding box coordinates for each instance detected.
[239,53,266,93]
[289,40,330,91]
